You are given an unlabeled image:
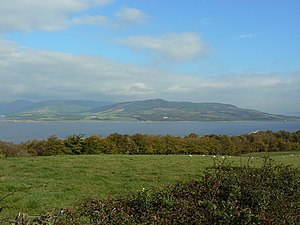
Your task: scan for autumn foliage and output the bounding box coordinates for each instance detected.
[1,130,299,158]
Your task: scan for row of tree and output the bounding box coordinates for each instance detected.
[0,130,300,158]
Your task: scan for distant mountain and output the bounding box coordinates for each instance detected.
[1,100,114,120]
[90,99,300,121]
[0,100,35,114]
[285,112,300,117]
[19,100,112,114]
[2,99,299,121]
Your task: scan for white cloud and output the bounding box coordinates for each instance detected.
[119,32,211,62]
[167,85,192,93]
[0,37,165,100]
[122,83,154,96]
[238,34,255,39]
[0,1,149,32]
[0,0,114,32]
[71,15,111,26]
[115,7,149,26]
[0,38,299,113]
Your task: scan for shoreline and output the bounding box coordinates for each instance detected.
[0,119,299,123]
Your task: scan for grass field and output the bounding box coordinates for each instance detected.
[1,152,300,219]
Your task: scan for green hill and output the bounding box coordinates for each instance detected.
[90,99,299,121]
[2,99,299,121]
[3,100,113,121]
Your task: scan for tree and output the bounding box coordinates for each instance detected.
[20,139,47,156]
[82,135,103,154]
[45,135,69,156]
[164,135,182,154]
[64,134,85,155]
[131,134,156,154]
[107,133,139,154]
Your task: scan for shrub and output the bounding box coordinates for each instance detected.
[19,140,47,156]
[45,135,70,156]
[1,130,300,157]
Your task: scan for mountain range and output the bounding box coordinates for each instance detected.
[0,99,299,122]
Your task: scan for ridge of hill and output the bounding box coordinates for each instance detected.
[89,99,299,121]
[1,99,299,121]
[0,100,113,121]
[0,100,35,114]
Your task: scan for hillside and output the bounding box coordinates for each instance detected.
[1,99,299,121]
[0,100,35,114]
[1,100,113,121]
[89,99,299,121]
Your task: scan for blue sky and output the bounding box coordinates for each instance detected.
[0,0,299,114]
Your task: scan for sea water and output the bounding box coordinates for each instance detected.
[0,121,299,143]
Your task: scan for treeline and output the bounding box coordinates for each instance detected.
[0,130,300,158]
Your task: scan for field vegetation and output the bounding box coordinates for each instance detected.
[47,158,300,224]
[0,153,300,223]
[0,130,300,224]
[0,154,214,218]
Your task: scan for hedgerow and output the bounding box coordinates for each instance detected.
[1,130,300,157]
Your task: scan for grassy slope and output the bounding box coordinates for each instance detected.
[1,153,300,218]
[6,99,300,121]
[91,99,298,121]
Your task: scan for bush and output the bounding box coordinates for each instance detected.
[1,130,300,157]
[10,158,299,224]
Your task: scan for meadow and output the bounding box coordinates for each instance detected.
[1,152,300,220]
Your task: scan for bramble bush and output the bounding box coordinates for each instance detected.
[5,158,299,224]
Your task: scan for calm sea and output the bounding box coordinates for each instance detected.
[0,121,300,143]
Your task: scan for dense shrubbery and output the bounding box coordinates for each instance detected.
[0,131,300,157]
[6,158,300,224]
[1,130,299,157]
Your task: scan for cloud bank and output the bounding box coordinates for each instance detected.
[0,2,299,114]
[119,33,211,62]
[0,1,151,32]
[115,7,149,26]
[0,38,299,113]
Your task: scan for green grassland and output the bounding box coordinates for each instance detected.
[1,153,300,219]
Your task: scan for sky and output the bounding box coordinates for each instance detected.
[0,0,300,114]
